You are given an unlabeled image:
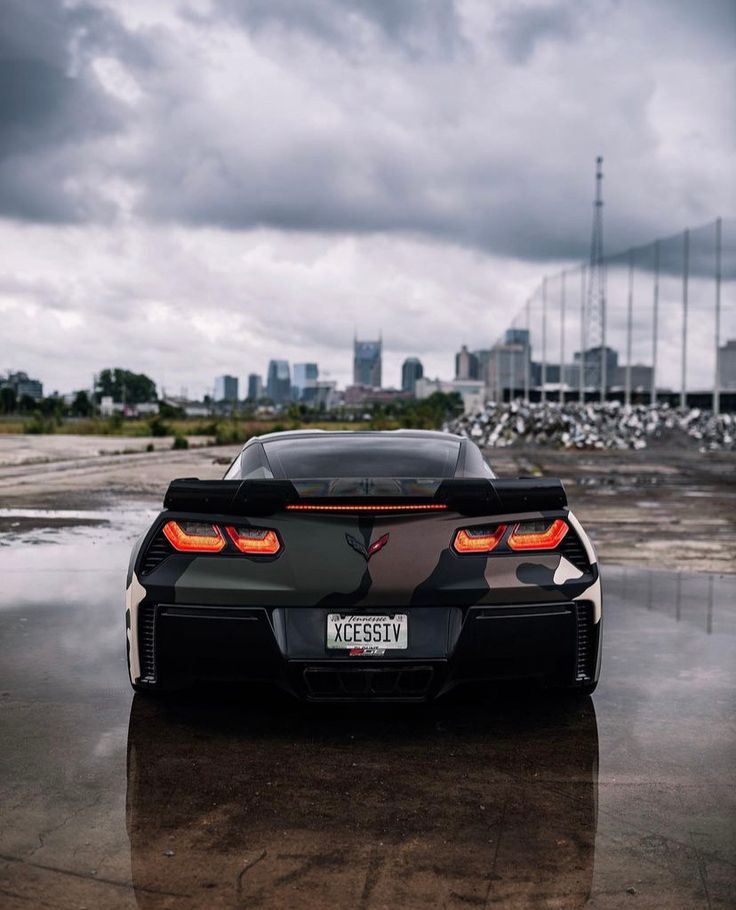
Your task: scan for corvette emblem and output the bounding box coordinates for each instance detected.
[346,532,390,561]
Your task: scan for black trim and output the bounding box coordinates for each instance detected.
[162,477,567,517]
[137,602,157,684]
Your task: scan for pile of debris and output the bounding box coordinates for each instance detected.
[446,401,735,451]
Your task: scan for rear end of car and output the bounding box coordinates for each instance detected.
[125,439,601,700]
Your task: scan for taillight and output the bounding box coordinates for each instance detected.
[226,526,281,555]
[453,524,507,554]
[507,519,568,550]
[163,520,226,552]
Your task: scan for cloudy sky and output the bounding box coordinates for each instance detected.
[1,0,734,397]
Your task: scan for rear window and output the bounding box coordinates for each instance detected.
[262,435,461,479]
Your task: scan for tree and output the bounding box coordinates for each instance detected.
[71,390,93,417]
[18,394,37,414]
[38,396,64,419]
[0,386,16,414]
[159,400,184,419]
[96,369,157,404]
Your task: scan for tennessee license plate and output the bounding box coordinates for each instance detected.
[326,614,408,651]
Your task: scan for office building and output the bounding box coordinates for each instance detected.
[401,357,423,394]
[292,363,319,401]
[214,375,238,403]
[505,328,530,347]
[718,339,736,390]
[611,364,654,391]
[353,338,382,388]
[455,345,480,380]
[247,373,263,402]
[1,371,43,401]
[485,341,528,399]
[301,380,337,410]
[572,345,619,388]
[266,360,291,404]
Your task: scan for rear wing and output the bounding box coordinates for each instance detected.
[164,477,567,517]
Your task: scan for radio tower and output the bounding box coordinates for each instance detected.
[585,156,607,401]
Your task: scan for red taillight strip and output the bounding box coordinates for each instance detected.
[453,524,507,554]
[226,526,281,555]
[285,503,447,512]
[163,520,226,552]
[507,518,568,550]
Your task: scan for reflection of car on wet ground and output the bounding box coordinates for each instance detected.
[126,694,599,909]
[125,430,602,699]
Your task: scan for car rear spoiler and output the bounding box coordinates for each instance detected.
[164,477,567,517]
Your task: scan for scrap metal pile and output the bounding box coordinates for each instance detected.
[446,401,735,451]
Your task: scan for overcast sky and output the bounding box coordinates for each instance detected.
[1,0,734,397]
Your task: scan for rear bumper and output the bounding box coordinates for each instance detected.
[134,601,601,700]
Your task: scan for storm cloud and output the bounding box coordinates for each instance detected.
[0,0,734,395]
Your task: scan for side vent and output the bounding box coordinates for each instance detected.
[140,532,172,575]
[138,603,157,684]
[574,602,595,682]
[559,532,590,572]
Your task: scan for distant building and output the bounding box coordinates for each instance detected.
[572,345,619,388]
[2,371,43,401]
[455,345,480,380]
[401,357,423,394]
[214,375,238,402]
[353,338,382,388]
[343,386,411,407]
[292,363,319,401]
[415,378,485,415]
[266,360,291,404]
[247,373,263,402]
[504,328,530,347]
[485,339,529,399]
[301,380,338,410]
[718,339,736,390]
[611,364,653,391]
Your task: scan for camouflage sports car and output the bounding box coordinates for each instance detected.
[125,430,601,700]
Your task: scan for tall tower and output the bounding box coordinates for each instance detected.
[584,156,607,400]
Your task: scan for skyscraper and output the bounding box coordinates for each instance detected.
[401,357,424,394]
[214,375,238,402]
[247,373,263,402]
[266,360,291,404]
[455,345,480,380]
[292,363,319,400]
[353,338,382,388]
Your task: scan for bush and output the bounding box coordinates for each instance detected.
[148,416,170,438]
[172,434,189,450]
[23,411,58,434]
[213,422,251,445]
[146,443,155,452]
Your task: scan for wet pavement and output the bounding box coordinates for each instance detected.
[0,519,734,909]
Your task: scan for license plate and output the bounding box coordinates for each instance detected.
[326,614,408,652]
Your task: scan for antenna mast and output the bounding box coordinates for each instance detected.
[585,156,607,401]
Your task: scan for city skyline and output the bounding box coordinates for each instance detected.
[1,2,733,400]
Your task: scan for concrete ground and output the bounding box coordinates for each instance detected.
[0,434,734,908]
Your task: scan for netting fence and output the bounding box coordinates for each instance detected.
[494,217,736,413]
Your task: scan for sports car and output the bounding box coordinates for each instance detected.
[125,429,601,700]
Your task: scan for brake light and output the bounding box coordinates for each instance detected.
[285,504,447,512]
[508,519,568,550]
[163,520,225,552]
[226,526,281,555]
[453,524,507,554]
